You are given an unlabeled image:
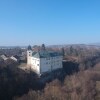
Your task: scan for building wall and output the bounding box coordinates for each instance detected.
[40,58,52,74]
[51,56,63,70]
[40,56,63,74]
[31,57,40,74]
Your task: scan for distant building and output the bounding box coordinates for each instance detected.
[27,45,63,75]
[10,56,18,62]
[0,55,8,60]
[10,55,21,62]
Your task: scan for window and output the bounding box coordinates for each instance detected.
[37,64,39,66]
[46,58,50,60]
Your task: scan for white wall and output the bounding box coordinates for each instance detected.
[40,58,51,73]
[31,57,40,74]
[27,50,32,65]
[40,56,63,74]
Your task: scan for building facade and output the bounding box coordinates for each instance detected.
[27,47,63,75]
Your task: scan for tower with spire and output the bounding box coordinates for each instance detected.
[27,45,32,66]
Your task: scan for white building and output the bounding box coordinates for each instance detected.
[10,56,18,62]
[0,55,8,60]
[27,46,63,75]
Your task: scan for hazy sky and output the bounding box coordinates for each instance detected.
[0,0,100,46]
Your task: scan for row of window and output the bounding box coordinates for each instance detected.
[33,62,62,67]
[46,57,61,60]
[44,62,62,65]
[32,64,39,66]
[44,60,61,64]
[32,57,62,61]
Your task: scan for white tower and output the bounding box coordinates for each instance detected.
[27,45,32,66]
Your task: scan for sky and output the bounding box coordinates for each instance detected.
[0,0,100,46]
